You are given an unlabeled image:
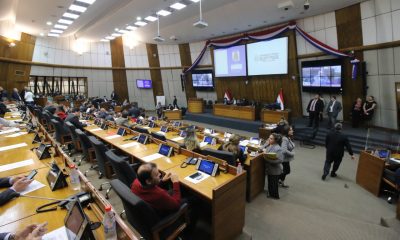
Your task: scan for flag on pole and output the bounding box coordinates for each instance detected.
[224,89,232,101]
[276,89,284,110]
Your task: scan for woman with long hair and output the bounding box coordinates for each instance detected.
[262,133,283,199]
[279,125,295,188]
[183,128,201,153]
[219,134,247,165]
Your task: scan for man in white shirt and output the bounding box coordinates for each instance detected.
[24,89,34,106]
[326,96,342,129]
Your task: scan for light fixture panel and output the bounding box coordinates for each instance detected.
[58,19,73,25]
[170,3,186,10]
[145,16,158,22]
[54,24,68,29]
[157,10,171,16]
[135,21,147,26]
[63,12,79,19]
[69,4,87,13]
[76,0,96,4]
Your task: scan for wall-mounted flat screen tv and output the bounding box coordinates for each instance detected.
[301,59,343,93]
[192,70,214,90]
[136,79,152,89]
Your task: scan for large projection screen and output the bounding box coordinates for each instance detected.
[213,45,247,77]
[247,37,288,75]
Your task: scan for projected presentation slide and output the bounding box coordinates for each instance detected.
[247,37,288,75]
[213,45,247,77]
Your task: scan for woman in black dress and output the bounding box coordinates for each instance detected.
[351,98,363,128]
[363,96,377,126]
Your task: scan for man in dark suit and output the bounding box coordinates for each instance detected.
[326,96,342,129]
[111,91,118,102]
[322,123,355,180]
[173,96,179,109]
[0,176,32,206]
[65,108,87,131]
[11,88,22,102]
[307,94,324,128]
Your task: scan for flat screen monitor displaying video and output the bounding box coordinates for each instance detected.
[301,59,343,92]
[192,70,214,89]
[136,79,152,89]
[213,45,247,77]
[247,37,288,75]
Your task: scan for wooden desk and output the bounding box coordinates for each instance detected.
[213,104,255,121]
[188,98,204,113]
[164,110,182,120]
[356,151,385,196]
[260,109,291,123]
[244,154,265,201]
[259,127,273,139]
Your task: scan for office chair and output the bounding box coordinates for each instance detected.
[88,136,112,179]
[201,148,236,166]
[75,129,95,166]
[42,111,54,132]
[65,121,81,152]
[151,132,167,142]
[382,166,400,204]
[51,119,73,154]
[111,179,189,240]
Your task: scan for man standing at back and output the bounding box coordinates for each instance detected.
[306,94,324,128]
[322,123,355,180]
[326,96,342,129]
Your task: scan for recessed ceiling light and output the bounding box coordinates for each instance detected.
[126,25,137,30]
[145,16,158,22]
[105,36,115,40]
[170,2,186,10]
[111,33,122,37]
[118,29,129,34]
[115,28,119,31]
[100,39,109,42]
[54,24,68,29]
[58,19,73,25]
[76,0,96,4]
[191,0,200,2]
[39,33,44,36]
[63,12,79,19]
[136,17,142,21]
[135,21,147,26]
[157,10,171,16]
[46,21,52,25]
[50,29,63,34]
[69,4,87,13]
[48,33,60,37]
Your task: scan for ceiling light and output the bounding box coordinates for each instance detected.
[135,21,147,26]
[46,21,52,25]
[69,4,87,13]
[126,25,137,30]
[58,19,73,25]
[63,12,79,19]
[136,17,142,21]
[191,0,200,2]
[48,33,60,37]
[76,0,96,4]
[157,10,171,16]
[54,24,68,29]
[112,33,122,37]
[170,3,186,10]
[145,16,158,22]
[39,33,44,36]
[118,29,129,34]
[105,36,115,40]
[100,39,109,42]
[115,28,119,31]
[50,29,63,34]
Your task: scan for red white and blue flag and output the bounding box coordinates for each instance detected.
[224,89,232,101]
[276,89,284,110]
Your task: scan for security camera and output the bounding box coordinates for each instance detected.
[304,0,310,10]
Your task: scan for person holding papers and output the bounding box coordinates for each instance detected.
[0,176,33,206]
[131,163,181,216]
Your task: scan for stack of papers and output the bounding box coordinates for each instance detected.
[6,132,28,138]
[20,180,46,195]
[89,128,102,132]
[171,136,184,141]
[0,159,34,172]
[142,153,164,162]
[200,142,208,148]
[121,142,139,148]
[105,135,121,140]
[0,128,20,135]
[0,143,28,152]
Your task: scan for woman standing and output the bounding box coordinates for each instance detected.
[363,96,377,126]
[279,126,295,188]
[262,133,283,199]
[351,98,363,128]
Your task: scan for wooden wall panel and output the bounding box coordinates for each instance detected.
[0,33,36,92]
[335,3,364,121]
[179,43,196,100]
[110,37,129,101]
[146,43,164,101]
[213,30,302,117]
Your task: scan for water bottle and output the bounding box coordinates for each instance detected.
[69,164,81,191]
[103,205,117,240]
[236,162,243,175]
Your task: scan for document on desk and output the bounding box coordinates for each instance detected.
[0,159,34,172]
[9,118,22,122]
[156,131,166,135]
[0,142,28,152]
[142,126,150,129]
[105,135,121,140]
[171,136,184,141]
[211,133,219,136]
[0,128,20,135]
[184,171,210,184]
[239,140,249,146]
[5,132,28,138]
[142,153,164,162]
[121,142,139,148]
[200,142,208,148]
[390,158,400,164]
[20,180,46,195]
[89,128,102,132]
[42,226,68,240]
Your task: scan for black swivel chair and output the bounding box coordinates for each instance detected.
[33,108,46,127]
[110,179,189,240]
[151,132,167,142]
[75,129,94,166]
[105,150,137,187]
[87,136,111,180]
[51,119,72,150]
[201,148,236,166]
[65,121,81,153]
[43,111,55,132]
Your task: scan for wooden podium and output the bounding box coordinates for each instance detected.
[164,110,182,120]
[213,104,255,121]
[356,151,385,196]
[188,98,203,113]
[261,109,291,123]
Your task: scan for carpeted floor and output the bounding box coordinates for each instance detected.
[77,119,400,240]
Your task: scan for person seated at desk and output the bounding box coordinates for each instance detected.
[271,117,288,134]
[218,134,247,165]
[183,128,201,153]
[131,163,181,216]
[128,106,141,118]
[0,176,33,206]
[0,117,19,128]
[0,222,47,240]
[55,105,67,121]
[85,105,96,115]
[115,111,133,128]
[43,102,57,115]
[96,108,109,119]
[65,108,87,131]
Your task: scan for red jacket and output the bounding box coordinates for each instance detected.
[131,179,181,215]
[57,112,67,120]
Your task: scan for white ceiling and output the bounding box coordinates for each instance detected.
[8,0,362,44]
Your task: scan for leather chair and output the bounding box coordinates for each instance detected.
[75,129,95,166]
[105,150,137,187]
[201,148,236,166]
[88,136,112,179]
[110,179,189,240]
[382,165,400,203]
[51,119,72,146]
[65,121,81,152]
[42,111,55,132]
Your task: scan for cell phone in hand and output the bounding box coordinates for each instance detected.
[26,169,38,180]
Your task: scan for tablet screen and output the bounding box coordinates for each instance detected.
[198,160,215,175]
[138,134,147,144]
[159,144,171,156]
[204,136,214,144]
[117,128,125,136]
